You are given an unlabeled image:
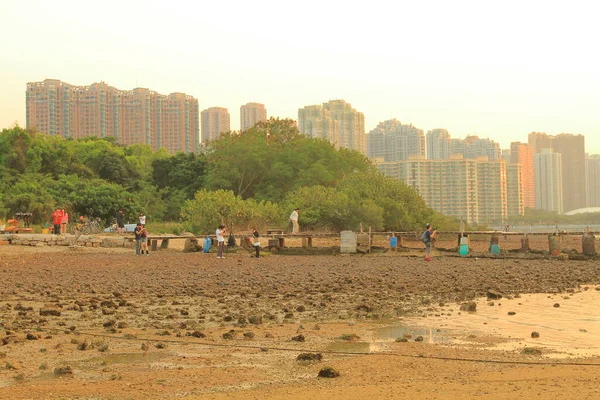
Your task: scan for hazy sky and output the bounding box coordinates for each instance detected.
[1,0,599,153]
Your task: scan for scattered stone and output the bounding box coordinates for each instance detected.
[243,332,255,339]
[249,315,263,325]
[414,336,424,342]
[395,337,409,342]
[291,334,305,342]
[297,353,323,362]
[318,366,340,378]
[521,347,542,356]
[531,331,540,338]
[222,330,236,340]
[553,303,560,308]
[508,311,516,316]
[25,333,39,341]
[54,366,73,376]
[155,343,166,349]
[339,333,359,341]
[460,302,477,312]
[39,307,61,317]
[486,290,503,300]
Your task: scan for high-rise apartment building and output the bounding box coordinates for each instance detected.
[366,119,425,161]
[553,133,586,212]
[298,100,365,153]
[528,132,586,212]
[26,79,199,154]
[586,155,600,207]
[298,105,339,145]
[240,102,267,132]
[450,135,501,160]
[376,155,508,225]
[534,149,563,214]
[200,107,230,145]
[510,142,534,210]
[506,164,524,217]
[501,149,511,163]
[426,129,451,160]
[528,132,553,153]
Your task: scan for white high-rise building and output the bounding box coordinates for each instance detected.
[586,155,600,207]
[426,129,451,160]
[534,149,563,213]
[367,119,425,161]
[240,102,267,132]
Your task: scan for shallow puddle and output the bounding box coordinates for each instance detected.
[376,325,450,343]
[399,286,600,358]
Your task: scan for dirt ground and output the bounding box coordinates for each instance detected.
[1,236,600,400]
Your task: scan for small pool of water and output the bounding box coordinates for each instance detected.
[376,325,451,343]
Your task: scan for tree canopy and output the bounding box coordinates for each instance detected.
[0,122,456,232]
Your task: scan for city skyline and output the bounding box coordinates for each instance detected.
[1,1,599,153]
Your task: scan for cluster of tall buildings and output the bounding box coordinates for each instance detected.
[26,79,269,153]
[25,80,598,223]
[375,128,597,224]
[26,80,200,154]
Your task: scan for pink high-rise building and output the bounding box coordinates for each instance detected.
[26,79,199,154]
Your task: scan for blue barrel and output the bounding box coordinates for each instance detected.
[390,237,398,248]
[490,244,500,255]
[203,237,212,253]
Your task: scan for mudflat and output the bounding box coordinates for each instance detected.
[1,242,600,400]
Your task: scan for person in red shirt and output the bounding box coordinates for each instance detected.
[52,208,63,235]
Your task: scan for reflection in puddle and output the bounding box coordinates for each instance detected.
[376,325,450,343]
[399,287,600,358]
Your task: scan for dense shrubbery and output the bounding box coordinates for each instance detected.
[0,119,457,233]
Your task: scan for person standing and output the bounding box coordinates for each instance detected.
[139,212,146,228]
[251,228,260,258]
[137,223,149,255]
[60,209,69,235]
[422,224,436,261]
[134,222,143,255]
[52,208,63,235]
[216,224,226,258]
[116,209,125,234]
[289,208,300,234]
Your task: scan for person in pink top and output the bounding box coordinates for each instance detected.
[60,209,69,235]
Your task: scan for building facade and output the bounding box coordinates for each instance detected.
[26,79,199,153]
[506,164,524,217]
[426,129,451,160]
[509,142,534,210]
[366,119,425,161]
[298,100,365,153]
[528,132,586,213]
[200,107,230,145]
[240,102,267,132]
[586,156,600,207]
[534,149,563,214]
[376,155,508,225]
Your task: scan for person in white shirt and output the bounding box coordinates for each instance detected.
[139,212,146,227]
[216,224,226,258]
[289,208,300,234]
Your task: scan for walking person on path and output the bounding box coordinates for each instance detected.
[216,224,226,258]
[289,208,300,234]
